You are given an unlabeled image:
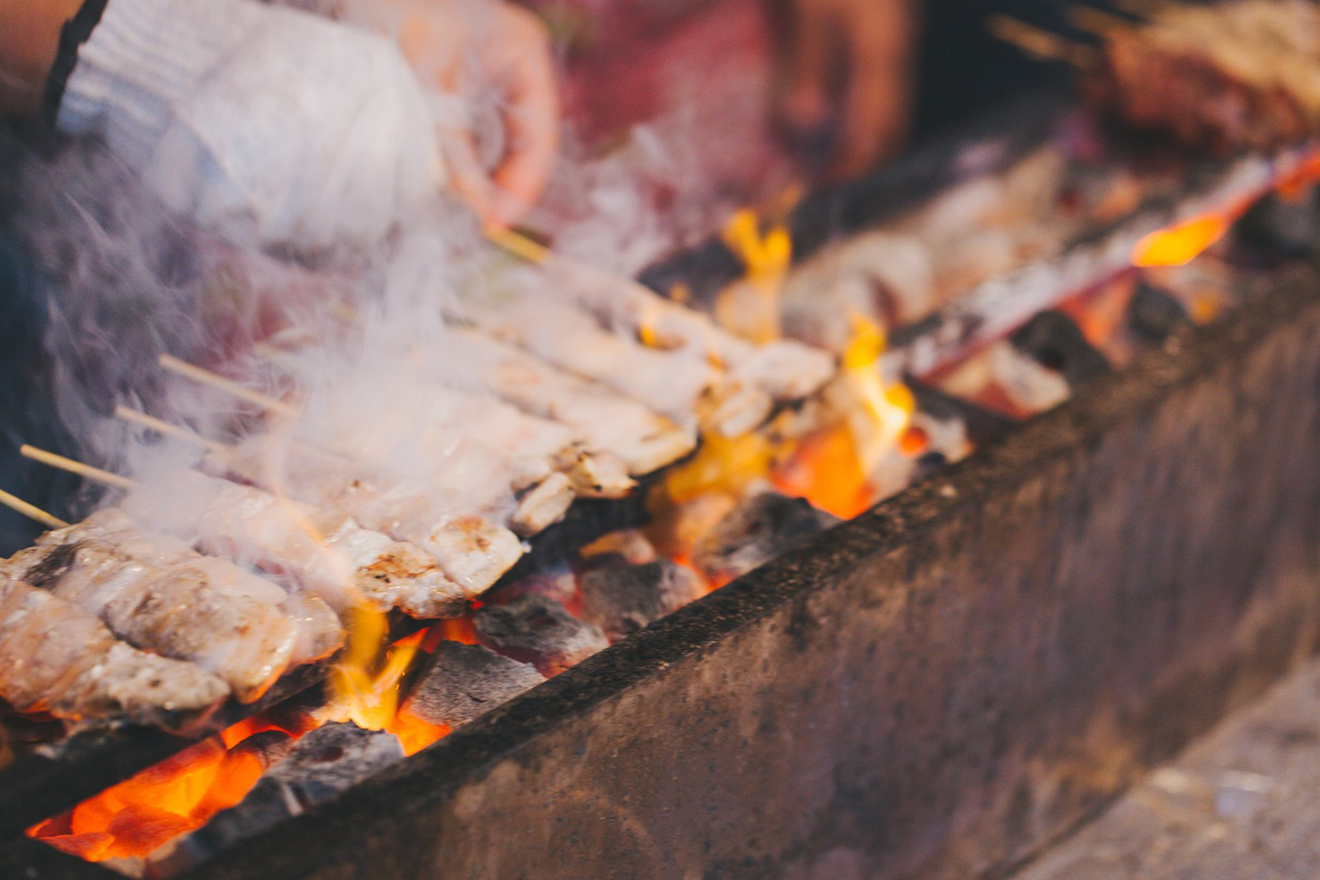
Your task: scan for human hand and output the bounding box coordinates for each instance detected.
[766,0,919,179]
[55,0,446,252]
[390,0,560,229]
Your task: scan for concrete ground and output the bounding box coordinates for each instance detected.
[1010,656,1320,880]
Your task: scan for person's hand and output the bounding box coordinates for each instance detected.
[54,0,446,253]
[389,0,560,229]
[766,0,919,179]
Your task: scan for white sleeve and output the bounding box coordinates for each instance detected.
[58,0,445,252]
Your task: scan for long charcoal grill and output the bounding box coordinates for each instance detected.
[5,92,1320,879]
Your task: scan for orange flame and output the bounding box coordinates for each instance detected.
[840,314,916,474]
[716,210,791,344]
[28,721,273,862]
[1131,214,1231,268]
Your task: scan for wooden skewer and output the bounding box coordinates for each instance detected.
[114,406,227,453]
[0,488,68,529]
[1108,0,1173,19]
[486,227,657,301]
[486,226,552,265]
[988,15,1100,68]
[1070,5,1138,36]
[158,354,299,418]
[19,445,137,491]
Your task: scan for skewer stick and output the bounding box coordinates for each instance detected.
[988,15,1099,68]
[19,445,137,491]
[485,227,657,300]
[114,406,227,453]
[158,354,299,418]
[486,226,552,265]
[0,488,68,529]
[1109,0,1173,19]
[1070,5,1137,36]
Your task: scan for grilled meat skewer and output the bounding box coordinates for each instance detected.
[34,510,345,664]
[203,447,526,590]
[124,470,487,616]
[0,577,228,730]
[449,328,698,476]
[3,534,301,704]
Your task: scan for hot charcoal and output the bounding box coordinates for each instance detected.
[578,558,706,640]
[1235,191,1320,260]
[472,595,609,676]
[151,723,402,874]
[1009,310,1112,388]
[907,378,1016,449]
[1127,279,1191,345]
[400,642,545,729]
[692,491,841,583]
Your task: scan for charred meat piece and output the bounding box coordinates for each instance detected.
[0,578,227,729]
[473,595,609,676]
[578,557,706,640]
[693,491,841,583]
[399,641,545,728]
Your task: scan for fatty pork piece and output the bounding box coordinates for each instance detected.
[124,470,473,619]
[4,537,299,704]
[195,448,524,597]
[0,577,228,729]
[450,327,698,476]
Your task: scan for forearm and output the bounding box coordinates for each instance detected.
[0,0,84,116]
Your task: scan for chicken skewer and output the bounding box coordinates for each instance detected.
[20,444,478,619]
[157,355,535,569]
[993,2,1320,154]
[448,327,698,475]
[0,495,223,727]
[3,529,300,704]
[488,228,837,407]
[0,576,230,730]
[250,342,636,506]
[25,508,345,665]
[456,296,769,436]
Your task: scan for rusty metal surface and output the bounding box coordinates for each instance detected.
[46,264,1309,880]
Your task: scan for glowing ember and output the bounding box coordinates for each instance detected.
[772,427,872,520]
[29,727,267,862]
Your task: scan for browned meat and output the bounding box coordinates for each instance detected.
[0,578,228,729]
[6,538,299,703]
